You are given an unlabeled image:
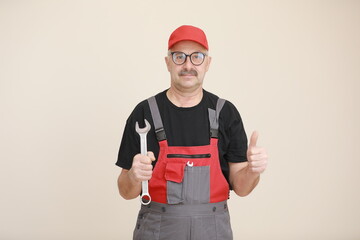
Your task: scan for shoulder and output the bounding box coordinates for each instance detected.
[127,90,167,123]
[133,90,167,111]
[222,99,241,119]
[203,89,240,117]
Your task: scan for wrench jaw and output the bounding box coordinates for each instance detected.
[135,119,151,134]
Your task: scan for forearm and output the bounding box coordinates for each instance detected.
[117,169,142,200]
[230,131,268,196]
[230,164,260,197]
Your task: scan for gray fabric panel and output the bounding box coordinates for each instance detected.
[216,98,226,120]
[208,108,217,130]
[135,201,233,240]
[167,181,184,205]
[133,211,161,240]
[215,212,233,239]
[191,213,233,240]
[158,215,191,240]
[166,166,210,205]
[147,96,164,131]
[191,215,217,240]
[208,98,226,131]
[183,166,210,204]
[140,200,229,215]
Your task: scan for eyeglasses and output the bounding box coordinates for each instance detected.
[170,51,207,66]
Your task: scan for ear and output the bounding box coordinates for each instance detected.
[205,56,212,72]
[165,56,171,72]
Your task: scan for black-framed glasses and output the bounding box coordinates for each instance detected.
[170,51,207,66]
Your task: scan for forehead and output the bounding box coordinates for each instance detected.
[170,40,207,53]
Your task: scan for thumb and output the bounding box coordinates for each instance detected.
[249,131,259,148]
[147,151,156,161]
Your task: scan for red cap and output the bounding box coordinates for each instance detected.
[168,25,209,50]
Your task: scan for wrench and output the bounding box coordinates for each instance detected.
[135,119,152,205]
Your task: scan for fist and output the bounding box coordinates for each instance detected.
[129,152,156,182]
[247,131,268,174]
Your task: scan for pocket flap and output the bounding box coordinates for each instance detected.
[165,162,185,183]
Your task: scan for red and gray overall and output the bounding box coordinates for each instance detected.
[133,96,233,240]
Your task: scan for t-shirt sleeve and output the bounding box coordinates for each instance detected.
[220,101,248,163]
[115,117,139,169]
[115,103,146,169]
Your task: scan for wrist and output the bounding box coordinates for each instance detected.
[128,168,141,184]
[245,165,261,180]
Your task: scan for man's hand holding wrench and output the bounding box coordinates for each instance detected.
[132,119,154,205]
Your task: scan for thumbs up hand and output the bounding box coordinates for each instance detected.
[247,131,268,174]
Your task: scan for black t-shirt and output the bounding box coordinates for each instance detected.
[116,89,248,184]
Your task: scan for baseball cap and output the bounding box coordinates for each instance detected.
[168,25,209,50]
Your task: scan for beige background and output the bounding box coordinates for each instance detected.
[1,0,359,239]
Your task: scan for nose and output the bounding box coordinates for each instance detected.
[183,55,194,70]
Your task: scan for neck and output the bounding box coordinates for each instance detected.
[166,87,203,108]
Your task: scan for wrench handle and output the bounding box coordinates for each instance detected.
[139,133,151,205]
[135,120,152,205]
[140,134,147,156]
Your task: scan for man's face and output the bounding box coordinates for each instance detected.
[165,41,211,93]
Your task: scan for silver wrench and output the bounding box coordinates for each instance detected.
[135,119,151,205]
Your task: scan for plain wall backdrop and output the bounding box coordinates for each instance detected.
[1,0,359,239]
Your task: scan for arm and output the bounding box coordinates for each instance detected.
[229,131,268,197]
[229,162,260,197]
[117,169,142,200]
[117,152,155,200]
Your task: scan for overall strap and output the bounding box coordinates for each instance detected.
[208,98,226,138]
[147,96,166,141]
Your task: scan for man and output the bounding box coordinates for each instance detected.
[116,25,268,240]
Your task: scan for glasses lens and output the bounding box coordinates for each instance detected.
[190,52,205,65]
[171,52,206,65]
[172,52,186,65]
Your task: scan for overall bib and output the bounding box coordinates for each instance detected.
[133,96,233,240]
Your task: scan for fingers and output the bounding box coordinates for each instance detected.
[130,152,156,182]
[247,152,268,163]
[139,155,152,164]
[248,158,267,168]
[147,151,156,161]
[248,149,268,173]
[249,165,267,173]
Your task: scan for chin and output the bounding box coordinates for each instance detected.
[180,83,203,92]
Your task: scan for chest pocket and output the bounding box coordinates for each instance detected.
[165,156,211,205]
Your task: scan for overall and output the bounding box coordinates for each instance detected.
[133,96,233,240]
